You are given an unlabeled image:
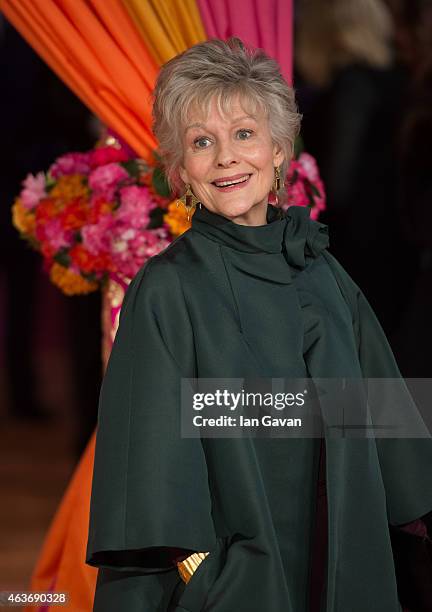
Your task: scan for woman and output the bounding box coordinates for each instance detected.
[86,38,432,612]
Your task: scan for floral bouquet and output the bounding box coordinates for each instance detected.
[11,145,182,295]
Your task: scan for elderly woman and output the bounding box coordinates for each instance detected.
[86,38,432,612]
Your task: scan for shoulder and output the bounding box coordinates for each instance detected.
[321,250,362,312]
[131,230,194,290]
[120,233,193,318]
[322,250,359,289]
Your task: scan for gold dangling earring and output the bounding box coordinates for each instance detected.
[271,166,281,205]
[177,184,201,221]
[273,166,281,193]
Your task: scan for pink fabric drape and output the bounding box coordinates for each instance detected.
[196,0,293,84]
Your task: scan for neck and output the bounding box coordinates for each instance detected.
[211,201,269,227]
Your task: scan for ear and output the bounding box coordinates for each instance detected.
[272,142,285,167]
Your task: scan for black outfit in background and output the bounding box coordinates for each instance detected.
[391,63,432,378]
[299,63,411,340]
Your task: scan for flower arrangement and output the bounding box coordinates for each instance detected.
[12,140,325,296]
[12,145,178,295]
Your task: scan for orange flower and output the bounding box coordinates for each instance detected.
[50,174,89,208]
[69,244,112,274]
[163,200,193,237]
[49,262,98,296]
[11,198,36,237]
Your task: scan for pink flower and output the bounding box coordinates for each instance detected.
[43,218,74,250]
[21,172,47,209]
[309,205,321,221]
[88,163,129,200]
[110,227,171,278]
[117,185,155,228]
[284,152,327,218]
[50,153,91,179]
[81,214,113,255]
[139,228,171,258]
[287,180,309,208]
[89,146,129,168]
[293,153,320,182]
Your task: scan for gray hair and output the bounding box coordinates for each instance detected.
[152,37,302,203]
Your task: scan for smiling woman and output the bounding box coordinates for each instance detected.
[152,37,301,224]
[86,37,432,612]
[178,95,284,225]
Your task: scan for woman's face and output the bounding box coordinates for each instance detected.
[179,95,285,226]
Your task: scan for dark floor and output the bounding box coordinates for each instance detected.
[0,416,75,612]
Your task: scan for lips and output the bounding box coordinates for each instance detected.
[211,173,252,188]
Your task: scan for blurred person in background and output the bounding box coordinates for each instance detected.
[295,0,409,341]
[386,0,432,376]
[0,18,102,458]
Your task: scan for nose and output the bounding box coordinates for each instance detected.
[215,140,239,168]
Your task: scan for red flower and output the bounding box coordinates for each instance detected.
[35,198,58,222]
[69,244,112,274]
[87,195,115,224]
[41,242,56,260]
[61,198,90,230]
[69,244,96,273]
[89,146,129,169]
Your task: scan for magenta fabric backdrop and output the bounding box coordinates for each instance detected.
[196,0,293,84]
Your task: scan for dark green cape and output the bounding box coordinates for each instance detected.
[86,204,432,611]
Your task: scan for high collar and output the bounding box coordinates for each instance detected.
[191,203,329,269]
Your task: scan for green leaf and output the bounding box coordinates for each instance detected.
[152,166,171,198]
[54,249,71,267]
[45,172,55,189]
[82,271,98,282]
[152,150,163,164]
[148,206,165,229]
[294,135,304,159]
[310,183,321,197]
[120,159,138,178]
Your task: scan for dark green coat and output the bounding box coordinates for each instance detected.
[86,204,432,611]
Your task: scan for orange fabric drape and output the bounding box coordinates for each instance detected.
[1,0,159,161]
[24,434,98,611]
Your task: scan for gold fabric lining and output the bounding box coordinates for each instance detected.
[177,551,210,584]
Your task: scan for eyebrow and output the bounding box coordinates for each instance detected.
[185,115,257,133]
